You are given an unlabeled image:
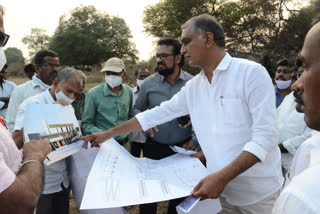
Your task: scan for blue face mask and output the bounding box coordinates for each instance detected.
[55,84,75,104]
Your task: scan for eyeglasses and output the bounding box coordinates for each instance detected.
[0,32,10,47]
[41,63,60,70]
[154,54,176,60]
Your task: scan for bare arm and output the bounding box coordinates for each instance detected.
[81,117,142,148]
[0,140,51,214]
[192,151,259,200]
[12,130,24,149]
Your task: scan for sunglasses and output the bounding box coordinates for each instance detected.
[0,32,10,47]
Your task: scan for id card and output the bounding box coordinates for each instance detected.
[177,195,200,213]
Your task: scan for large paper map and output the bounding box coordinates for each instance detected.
[80,138,215,210]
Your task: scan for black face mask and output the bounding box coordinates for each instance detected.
[156,62,174,77]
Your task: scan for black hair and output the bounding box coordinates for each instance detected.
[24,63,36,73]
[157,38,184,67]
[277,59,290,67]
[34,50,58,65]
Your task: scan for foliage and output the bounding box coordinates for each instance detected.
[143,0,318,69]
[22,28,50,59]
[4,47,25,64]
[49,5,138,67]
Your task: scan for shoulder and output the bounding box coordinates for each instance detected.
[5,80,16,88]
[181,70,194,80]
[121,83,132,91]
[87,84,104,95]
[142,73,160,85]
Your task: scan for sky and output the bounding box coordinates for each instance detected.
[1,0,160,61]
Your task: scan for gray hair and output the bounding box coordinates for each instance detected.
[57,68,83,88]
[182,14,225,48]
[76,69,86,81]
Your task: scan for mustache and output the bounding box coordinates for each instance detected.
[293,91,304,106]
[276,76,285,80]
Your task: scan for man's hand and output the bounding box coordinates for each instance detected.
[23,140,51,162]
[79,131,112,149]
[146,126,158,137]
[191,151,206,165]
[191,171,228,200]
[54,99,69,106]
[182,140,196,151]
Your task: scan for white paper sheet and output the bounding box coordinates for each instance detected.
[80,138,211,210]
[23,104,83,165]
[170,145,197,155]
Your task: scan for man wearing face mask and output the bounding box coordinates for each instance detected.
[275,59,292,108]
[130,67,150,157]
[6,50,59,133]
[132,38,193,214]
[82,57,133,145]
[13,68,83,214]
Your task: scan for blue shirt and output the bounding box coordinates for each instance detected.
[275,87,284,108]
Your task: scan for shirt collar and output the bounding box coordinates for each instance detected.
[215,52,232,72]
[43,89,55,104]
[275,87,282,95]
[133,86,138,94]
[103,83,124,96]
[32,75,51,90]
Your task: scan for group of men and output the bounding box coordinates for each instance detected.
[1,3,320,214]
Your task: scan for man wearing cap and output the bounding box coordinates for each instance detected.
[82,57,133,144]
[72,57,132,213]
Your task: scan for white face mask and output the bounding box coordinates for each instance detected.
[0,48,7,71]
[275,80,292,90]
[55,84,75,104]
[105,75,122,88]
[136,79,144,88]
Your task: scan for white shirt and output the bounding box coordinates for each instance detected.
[130,86,146,143]
[15,89,70,194]
[0,80,16,118]
[277,92,312,170]
[273,149,320,214]
[6,75,50,132]
[136,53,283,206]
[288,130,320,182]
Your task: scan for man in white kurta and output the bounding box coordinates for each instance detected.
[277,92,312,172]
[81,15,283,214]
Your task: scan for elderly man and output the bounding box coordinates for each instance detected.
[82,57,132,143]
[0,5,51,214]
[0,63,16,118]
[273,21,320,214]
[13,68,83,214]
[81,14,283,214]
[6,49,59,132]
[275,59,292,108]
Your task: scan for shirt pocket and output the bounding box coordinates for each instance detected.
[222,98,247,128]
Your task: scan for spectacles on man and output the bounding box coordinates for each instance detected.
[41,63,60,70]
[0,32,9,47]
[154,54,176,60]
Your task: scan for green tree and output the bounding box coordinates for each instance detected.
[49,5,138,67]
[4,47,25,64]
[22,28,50,58]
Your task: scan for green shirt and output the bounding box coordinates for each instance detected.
[82,83,133,141]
